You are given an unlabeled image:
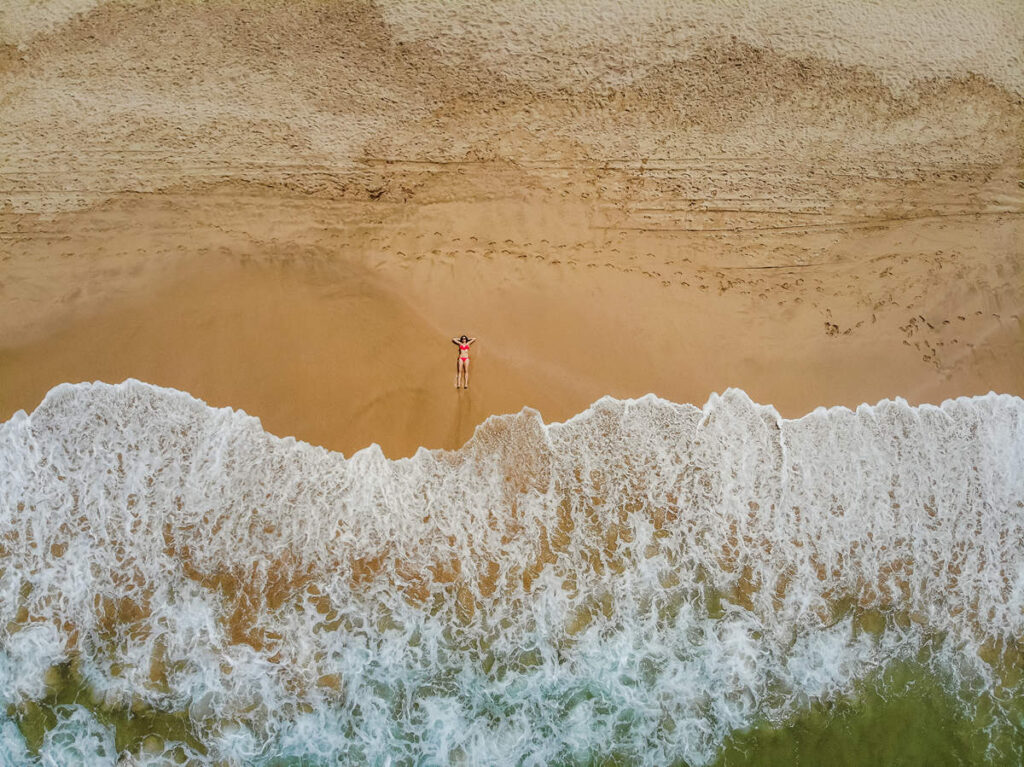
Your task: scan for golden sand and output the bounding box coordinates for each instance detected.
[2,0,1022,457]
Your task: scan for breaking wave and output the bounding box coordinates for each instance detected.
[1,380,1023,765]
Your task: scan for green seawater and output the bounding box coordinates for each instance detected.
[712,663,1024,767]
[9,659,204,762]
[10,659,1024,766]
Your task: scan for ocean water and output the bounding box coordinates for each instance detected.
[1,380,1022,766]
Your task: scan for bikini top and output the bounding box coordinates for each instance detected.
[459,344,470,351]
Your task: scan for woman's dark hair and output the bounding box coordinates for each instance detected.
[460,335,469,342]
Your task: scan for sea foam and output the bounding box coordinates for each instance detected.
[1,380,1022,765]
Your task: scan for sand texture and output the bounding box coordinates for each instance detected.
[2,0,1023,456]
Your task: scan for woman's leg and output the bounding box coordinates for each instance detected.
[463,359,470,388]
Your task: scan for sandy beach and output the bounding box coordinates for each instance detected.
[2,0,1022,456]
[4,4,1024,765]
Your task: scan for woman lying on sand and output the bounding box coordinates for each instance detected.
[452,335,477,389]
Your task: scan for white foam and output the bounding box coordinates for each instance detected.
[0,720,31,766]
[1,380,1022,764]
[0,622,66,706]
[38,706,116,767]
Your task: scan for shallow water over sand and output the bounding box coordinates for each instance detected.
[1,381,1022,765]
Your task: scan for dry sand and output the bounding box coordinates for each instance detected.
[2,0,1022,457]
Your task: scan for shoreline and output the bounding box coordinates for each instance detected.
[11,377,1022,457]
[2,190,1021,458]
